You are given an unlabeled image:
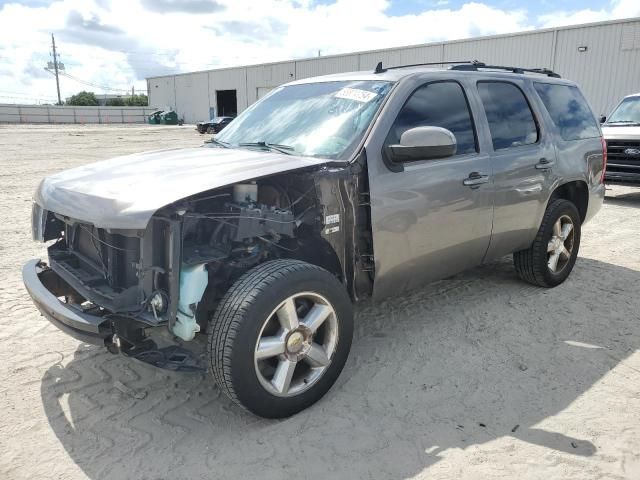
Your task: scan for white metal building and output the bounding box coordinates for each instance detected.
[147,17,640,124]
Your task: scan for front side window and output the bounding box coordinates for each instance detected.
[534,83,600,140]
[215,80,393,160]
[385,81,477,155]
[606,95,640,126]
[478,81,539,150]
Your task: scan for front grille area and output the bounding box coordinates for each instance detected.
[48,221,142,311]
[605,139,640,183]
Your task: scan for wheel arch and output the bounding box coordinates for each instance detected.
[548,180,589,223]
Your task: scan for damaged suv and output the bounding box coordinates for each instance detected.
[24,62,605,418]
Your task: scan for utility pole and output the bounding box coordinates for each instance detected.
[51,34,62,105]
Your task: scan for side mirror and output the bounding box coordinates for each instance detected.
[385,126,457,163]
[599,115,607,124]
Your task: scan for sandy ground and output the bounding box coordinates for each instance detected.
[0,124,639,480]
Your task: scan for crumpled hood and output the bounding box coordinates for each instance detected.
[35,146,329,229]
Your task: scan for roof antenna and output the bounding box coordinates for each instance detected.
[374,61,386,74]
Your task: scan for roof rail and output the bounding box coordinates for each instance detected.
[450,61,561,78]
[373,60,561,78]
[373,60,478,74]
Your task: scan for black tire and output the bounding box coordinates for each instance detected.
[208,260,353,418]
[514,199,581,287]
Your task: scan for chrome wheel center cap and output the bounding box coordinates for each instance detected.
[287,331,306,354]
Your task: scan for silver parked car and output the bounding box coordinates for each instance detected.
[24,61,605,418]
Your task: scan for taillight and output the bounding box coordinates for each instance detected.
[600,137,607,184]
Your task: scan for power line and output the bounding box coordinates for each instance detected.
[58,71,130,92]
[44,69,148,94]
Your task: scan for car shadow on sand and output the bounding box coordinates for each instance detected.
[604,188,640,208]
[40,257,638,479]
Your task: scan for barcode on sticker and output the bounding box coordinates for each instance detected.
[335,88,377,103]
[325,226,340,235]
[325,214,340,225]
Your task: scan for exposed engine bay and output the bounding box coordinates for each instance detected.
[36,159,374,369]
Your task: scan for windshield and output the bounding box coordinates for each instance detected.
[214,80,394,160]
[607,96,640,125]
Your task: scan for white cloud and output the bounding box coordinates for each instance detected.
[538,0,640,28]
[0,0,636,104]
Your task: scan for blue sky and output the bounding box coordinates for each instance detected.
[0,0,638,103]
[313,0,617,20]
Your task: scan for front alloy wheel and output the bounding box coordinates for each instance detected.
[208,260,353,418]
[255,292,338,397]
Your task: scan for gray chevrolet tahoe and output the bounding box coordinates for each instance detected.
[24,61,605,418]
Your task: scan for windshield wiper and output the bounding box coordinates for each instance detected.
[205,138,231,148]
[606,120,640,126]
[239,142,295,155]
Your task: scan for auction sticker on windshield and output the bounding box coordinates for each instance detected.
[335,88,378,103]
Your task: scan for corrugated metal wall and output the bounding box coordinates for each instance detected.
[148,18,640,121]
[554,21,640,115]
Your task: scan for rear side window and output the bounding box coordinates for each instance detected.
[386,81,477,155]
[477,82,539,150]
[534,83,600,140]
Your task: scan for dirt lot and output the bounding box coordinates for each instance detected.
[0,124,639,480]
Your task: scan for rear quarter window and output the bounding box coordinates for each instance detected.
[533,83,600,141]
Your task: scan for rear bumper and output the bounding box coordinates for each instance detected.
[22,259,112,346]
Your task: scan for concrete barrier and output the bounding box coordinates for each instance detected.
[0,104,158,124]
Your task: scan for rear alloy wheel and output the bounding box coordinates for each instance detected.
[514,199,581,287]
[208,260,353,418]
[546,215,575,274]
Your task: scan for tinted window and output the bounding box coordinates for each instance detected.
[534,83,600,140]
[478,82,538,150]
[386,81,477,155]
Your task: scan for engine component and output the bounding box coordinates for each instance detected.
[148,290,168,321]
[172,263,208,341]
[233,182,258,204]
[230,204,295,241]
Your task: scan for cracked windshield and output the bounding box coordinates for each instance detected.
[214,80,393,160]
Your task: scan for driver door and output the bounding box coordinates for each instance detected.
[366,79,494,298]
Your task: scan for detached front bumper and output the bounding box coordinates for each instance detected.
[22,259,112,346]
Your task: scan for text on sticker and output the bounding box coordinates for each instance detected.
[335,88,378,103]
[325,214,340,225]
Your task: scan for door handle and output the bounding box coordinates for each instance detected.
[535,158,555,170]
[463,172,489,188]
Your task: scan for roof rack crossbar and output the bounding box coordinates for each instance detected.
[374,60,479,74]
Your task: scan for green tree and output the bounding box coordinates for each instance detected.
[67,91,98,106]
[125,94,148,106]
[106,97,126,106]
